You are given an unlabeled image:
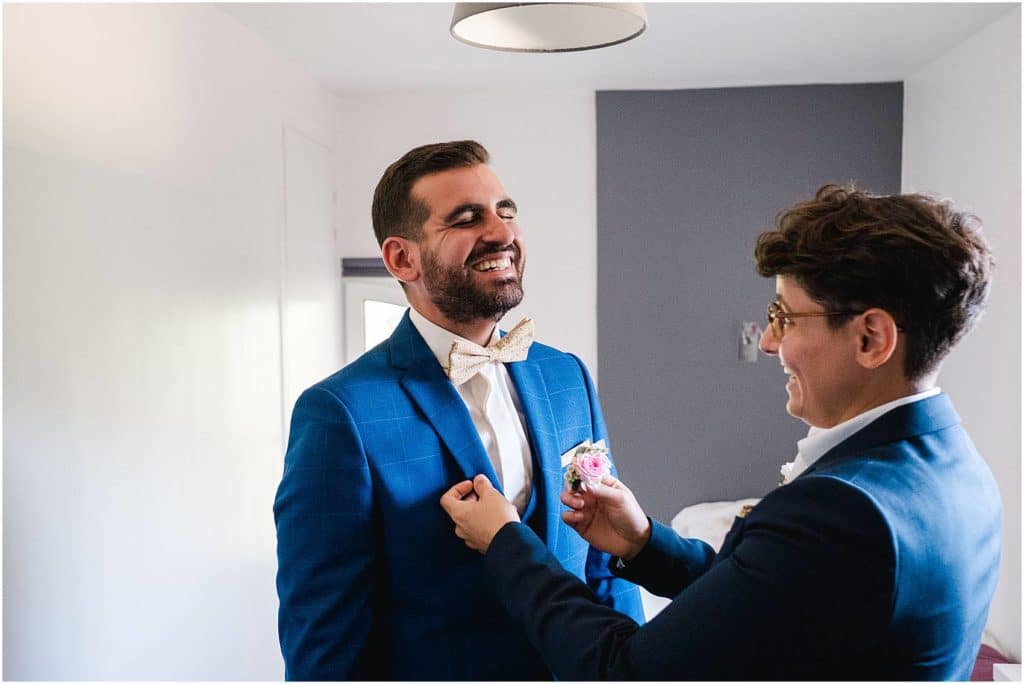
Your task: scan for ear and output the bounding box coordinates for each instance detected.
[381,236,420,284]
[853,309,900,370]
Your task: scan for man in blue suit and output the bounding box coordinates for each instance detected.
[274,140,643,680]
[443,184,1002,679]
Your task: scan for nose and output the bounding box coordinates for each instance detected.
[759,324,779,356]
[481,210,517,247]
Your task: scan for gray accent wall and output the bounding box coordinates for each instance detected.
[596,83,903,522]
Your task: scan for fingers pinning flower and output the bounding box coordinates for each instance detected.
[564,443,611,492]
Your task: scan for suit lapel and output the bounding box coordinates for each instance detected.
[390,313,502,487]
[506,359,564,551]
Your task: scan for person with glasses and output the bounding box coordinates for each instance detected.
[440,184,1002,679]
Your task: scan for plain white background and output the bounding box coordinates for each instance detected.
[3,4,340,678]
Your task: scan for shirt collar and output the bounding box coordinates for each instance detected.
[408,307,499,370]
[788,387,942,481]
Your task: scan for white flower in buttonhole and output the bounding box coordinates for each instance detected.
[779,461,796,485]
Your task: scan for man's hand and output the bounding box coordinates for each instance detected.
[561,474,651,560]
[440,475,520,554]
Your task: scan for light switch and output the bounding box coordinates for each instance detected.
[739,322,762,362]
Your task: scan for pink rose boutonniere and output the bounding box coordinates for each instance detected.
[563,441,611,492]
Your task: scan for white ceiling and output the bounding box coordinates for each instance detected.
[219,2,1015,94]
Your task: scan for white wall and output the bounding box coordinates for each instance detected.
[3,5,340,678]
[902,7,1021,661]
[335,92,599,374]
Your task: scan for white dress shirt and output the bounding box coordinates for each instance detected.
[409,308,533,514]
[781,387,942,485]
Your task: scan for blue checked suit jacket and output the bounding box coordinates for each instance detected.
[274,312,644,680]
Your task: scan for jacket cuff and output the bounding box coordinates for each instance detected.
[609,518,675,581]
[486,521,538,567]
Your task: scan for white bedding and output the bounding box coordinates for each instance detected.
[670,497,762,551]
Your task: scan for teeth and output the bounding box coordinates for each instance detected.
[473,257,511,272]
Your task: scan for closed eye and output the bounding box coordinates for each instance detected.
[497,199,517,220]
[448,209,482,227]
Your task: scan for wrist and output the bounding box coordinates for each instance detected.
[623,519,652,561]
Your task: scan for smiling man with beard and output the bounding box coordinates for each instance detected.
[273,140,643,681]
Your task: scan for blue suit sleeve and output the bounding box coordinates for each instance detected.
[612,519,717,598]
[484,476,895,680]
[570,354,646,625]
[274,387,380,680]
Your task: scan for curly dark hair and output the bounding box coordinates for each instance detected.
[371,140,490,247]
[754,183,993,381]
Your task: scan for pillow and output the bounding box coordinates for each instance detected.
[671,498,761,551]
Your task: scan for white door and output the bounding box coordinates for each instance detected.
[281,127,341,444]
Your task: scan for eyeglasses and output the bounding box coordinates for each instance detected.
[765,301,862,341]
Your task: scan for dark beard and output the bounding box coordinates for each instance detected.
[421,246,524,324]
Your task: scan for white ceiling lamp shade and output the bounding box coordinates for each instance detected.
[450,3,648,53]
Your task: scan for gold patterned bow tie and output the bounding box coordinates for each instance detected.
[446,318,534,386]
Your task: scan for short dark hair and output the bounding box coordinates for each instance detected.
[371,140,490,246]
[754,183,994,381]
